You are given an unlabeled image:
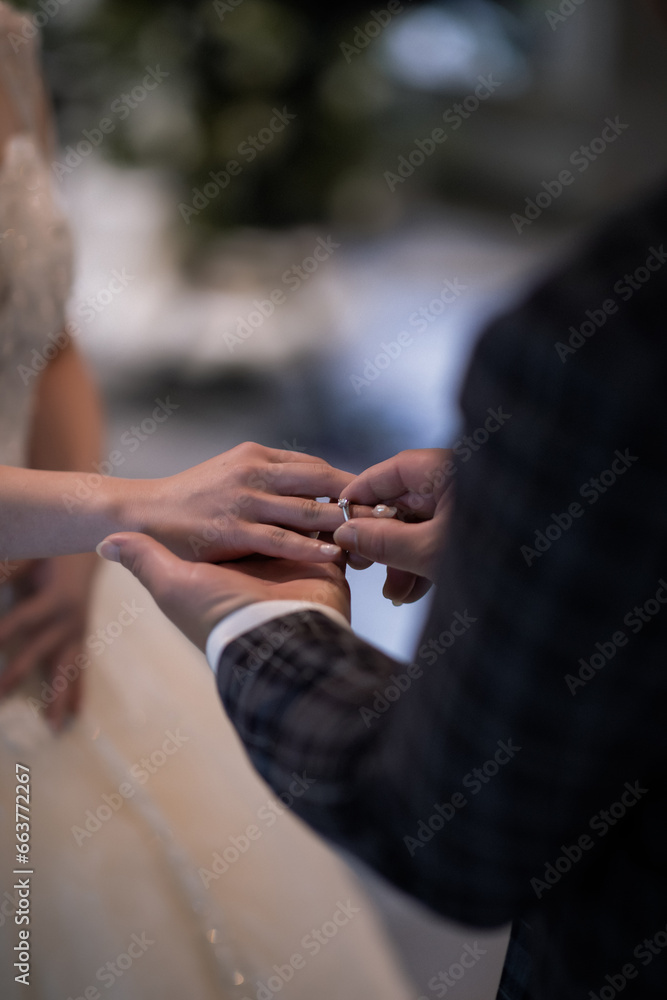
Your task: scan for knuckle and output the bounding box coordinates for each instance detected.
[221,522,244,553]
[235,441,256,457]
[233,462,255,485]
[299,499,325,523]
[161,562,186,596]
[234,490,254,511]
[187,562,213,587]
[267,527,290,550]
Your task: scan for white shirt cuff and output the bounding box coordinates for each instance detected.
[205,601,352,676]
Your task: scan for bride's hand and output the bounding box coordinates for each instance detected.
[135,442,362,564]
[0,554,98,731]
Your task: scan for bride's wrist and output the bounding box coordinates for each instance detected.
[99,477,162,539]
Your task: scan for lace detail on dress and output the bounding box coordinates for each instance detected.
[0,3,73,467]
[0,134,74,467]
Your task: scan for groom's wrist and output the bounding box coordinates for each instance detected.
[206,600,352,675]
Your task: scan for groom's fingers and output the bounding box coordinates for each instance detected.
[383,567,433,605]
[97,533,185,603]
[333,518,438,580]
[99,535,274,651]
[341,450,447,508]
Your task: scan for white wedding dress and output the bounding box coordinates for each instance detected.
[0,8,413,998]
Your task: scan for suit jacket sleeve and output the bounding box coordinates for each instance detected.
[217,186,667,929]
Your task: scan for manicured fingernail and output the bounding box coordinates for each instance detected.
[373,505,398,519]
[319,543,342,558]
[96,540,121,562]
[392,600,403,607]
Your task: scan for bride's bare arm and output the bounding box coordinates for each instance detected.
[1,394,356,565]
[0,465,135,562]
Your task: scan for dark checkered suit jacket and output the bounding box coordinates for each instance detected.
[217,181,667,999]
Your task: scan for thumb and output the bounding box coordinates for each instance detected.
[334,518,435,579]
[97,532,185,598]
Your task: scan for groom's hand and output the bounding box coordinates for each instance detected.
[97,533,350,652]
[334,449,454,605]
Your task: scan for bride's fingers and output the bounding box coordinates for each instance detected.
[67,667,85,719]
[44,640,83,731]
[249,495,374,535]
[0,590,58,647]
[0,620,70,698]
[262,463,356,500]
[266,447,345,469]
[241,523,343,563]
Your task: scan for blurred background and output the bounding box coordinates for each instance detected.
[15,0,667,994]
